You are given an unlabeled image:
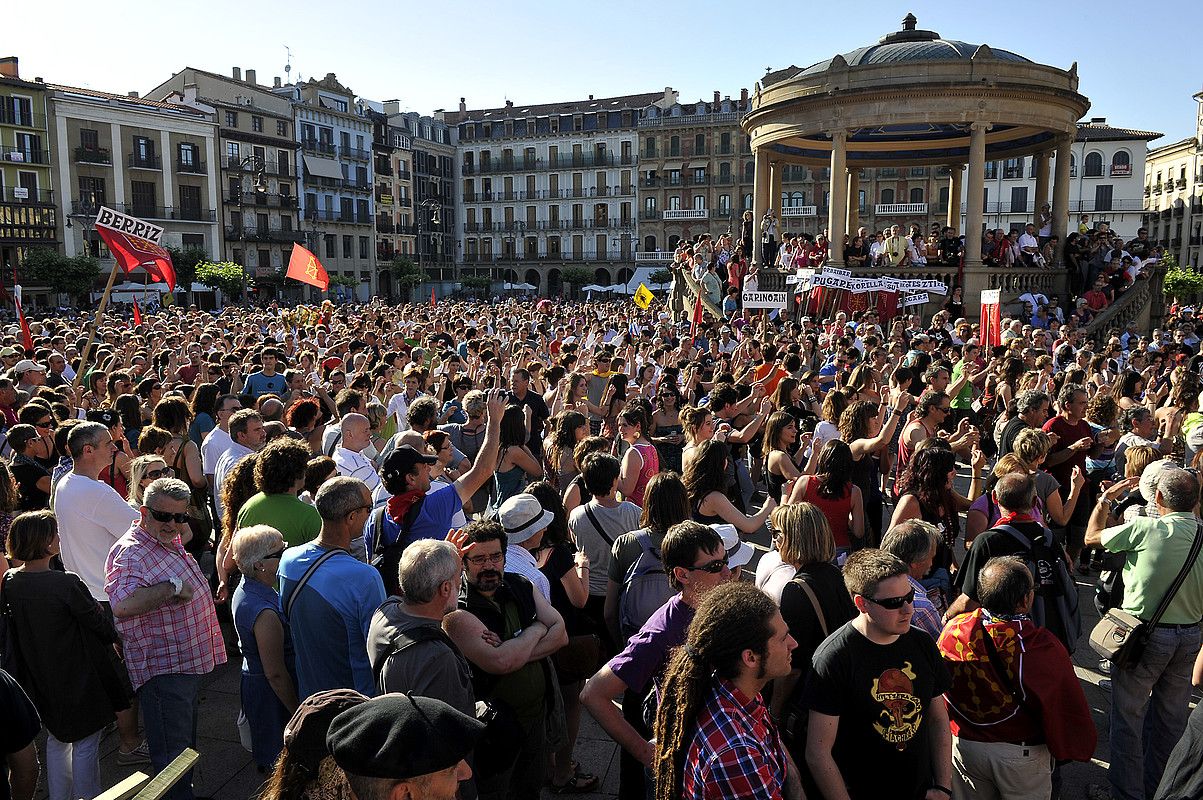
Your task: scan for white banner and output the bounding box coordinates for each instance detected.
[824,267,851,278]
[903,292,929,307]
[981,289,1001,304]
[742,290,789,309]
[94,205,164,244]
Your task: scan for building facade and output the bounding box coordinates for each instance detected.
[395,111,455,286]
[1144,90,1203,268]
[274,74,375,300]
[447,92,654,295]
[147,67,303,290]
[48,79,219,279]
[0,57,57,276]
[368,103,416,298]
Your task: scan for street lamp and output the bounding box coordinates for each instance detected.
[416,198,441,287]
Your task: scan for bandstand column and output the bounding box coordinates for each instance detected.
[752,147,771,264]
[769,161,784,224]
[846,167,860,241]
[1033,151,1050,225]
[827,130,848,265]
[964,123,989,268]
[946,164,963,232]
[1052,135,1072,253]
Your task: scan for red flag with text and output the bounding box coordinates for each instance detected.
[980,290,1002,347]
[93,207,176,291]
[286,243,330,291]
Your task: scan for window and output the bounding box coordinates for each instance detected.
[718,194,731,213]
[880,188,895,205]
[668,170,681,186]
[669,136,680,157]
[909,187,924,204]
[984,161,997,180]
[719,162,731,182]
[6,96,32,126]
[742,193,752,210]
[1010,186,1028,213]
[179,185,202,219]
[226,141,240,163]
[342,235,353,258]
[225,110,238,127]
[324,234,336,258]
[277,120,288,137]
[78,176,105,209]
[692,195,705,210]
[1070,154,1077,177]
[340,197,353,222]
[720,132,731,154]
[644,137,656,158]
[694,134,705,154]
[1094,184,1113,212]
[692,167,706,183]
[357,199,369,222]
[644,197,657,213]
[130,181,156,216]
[359,236,369,259]
[743,162,754,183]
[1003,158,1023,179]
[178,143,197,169]
[1084,151,1103,178]
[938,186,950,211]
[252,116,263,133]
[79,128,99,151]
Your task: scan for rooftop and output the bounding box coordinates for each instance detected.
[1075,118,1162,143]
[47,82,209,117]
[446,91,664,124]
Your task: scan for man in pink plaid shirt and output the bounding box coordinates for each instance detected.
[106,477,226,800]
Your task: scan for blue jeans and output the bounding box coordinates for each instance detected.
[138,673,202,800]
[1110,625,1201,800]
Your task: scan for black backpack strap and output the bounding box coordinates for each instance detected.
[325,431,343,457]
[371,506,389,556]
[584,504,614,546]
[372,612,460,690]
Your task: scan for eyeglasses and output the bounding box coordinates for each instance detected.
[937,406,951,413]
[688,555,730,574]
[265,548,286,561]
[465,551,504,566]
[147,508,191,524]
[863,589,916,610]
[343,504,372,518]
[144,467,175,480]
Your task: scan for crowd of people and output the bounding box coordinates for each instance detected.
[0,218,1199,800]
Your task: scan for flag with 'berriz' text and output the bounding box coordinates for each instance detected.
[94,206,177,291]
[286,243,330,291]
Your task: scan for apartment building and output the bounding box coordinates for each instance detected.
[1144,89,1203,268]
[274,73,375,300]
[368,104,416,297]
[392,111,455,285]
[447,92,654,295]
[0,57,57,275]
[48,78,219,274]
[147,67,303,290]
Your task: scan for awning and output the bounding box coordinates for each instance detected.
[303,154,343,180]
[662,162,684,171]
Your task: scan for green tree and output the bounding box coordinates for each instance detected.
[195,260,249,298]
[562,266,594,300]
[648,268,673,290]
[164,245,208,290]
[20,248,101,301]
[389,256,423,302]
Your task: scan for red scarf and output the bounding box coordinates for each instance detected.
[387,489,425,524]
[996,511,1035,526]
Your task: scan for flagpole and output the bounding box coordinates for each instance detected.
[71,260,121,391]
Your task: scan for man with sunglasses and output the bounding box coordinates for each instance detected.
[805,548,953,800]
[105,477,225,800]
[445,519,567,800]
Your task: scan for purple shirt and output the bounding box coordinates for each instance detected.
[609,594,694,692]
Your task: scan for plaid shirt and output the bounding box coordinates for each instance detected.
[682,678,787,800]
[909,576,945,639]
[104,522,226,690]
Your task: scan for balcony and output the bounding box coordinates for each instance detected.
[0,187,53,204]
[172,207,215,222]
[71,199,103,216]
[73,147,112,165]
[781,205,817,217]
[713,209,733,219]
[0,109,45,128]
[302,139,336,157]
[176,159,206,174]
[663,208,708,220]
[634,251,672,262]
[1191,236,1201,246]
[341,146,371,162]
[1153,183,1163,194]
[1111,164,1132,177]
[874,203,927,215]
[377,218,395,233]
[638,111,742,128]
[376,162,393,177]
[127,153,162,170]
[639,210,659,221]
[2,149,50,165]
[1177,178,1189,189]
[396,168,411,180]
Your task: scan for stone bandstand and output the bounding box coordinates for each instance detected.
[743,14,1091,313]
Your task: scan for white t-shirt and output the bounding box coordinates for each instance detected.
[213,441,254,524]
[201,426,233,477]
[1018,232,1039,254]
[54,472,141,601]
[333,446,388,505]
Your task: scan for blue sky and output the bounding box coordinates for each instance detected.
[9,0,1202,145]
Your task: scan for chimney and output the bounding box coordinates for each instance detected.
[232,67,242,81]
[0,57,17,79]
[273,76,281,88]
[459,97,466,112]
[740,88,749,104]
[506,99,514,109]
[713,90,721,106]
[128,91,139,98]
[587,95,593,101]
[246,69,257,85]
[383,100,400,115]
[1090,116,1106,124]
[664,86,673,105]
[182,84,198,104]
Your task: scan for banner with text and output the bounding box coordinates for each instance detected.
[743,290,790,310]
[903,292,929,307]
[981,289,1002,347]
[94,206,177,290]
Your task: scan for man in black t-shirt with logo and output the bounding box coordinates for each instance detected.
[804,549,953,800]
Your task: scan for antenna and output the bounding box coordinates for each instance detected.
[284,45,292,79]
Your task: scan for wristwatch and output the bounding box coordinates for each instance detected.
[168,576,183,597]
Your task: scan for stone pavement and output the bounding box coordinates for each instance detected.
[33,479,1199,800]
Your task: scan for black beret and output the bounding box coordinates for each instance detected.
[326,694,484,780]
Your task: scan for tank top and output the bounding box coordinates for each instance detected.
[627,442,659,508]
[801,476,853,548]
[692,494,726,526]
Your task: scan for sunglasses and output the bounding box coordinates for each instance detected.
[864,589,916,610]
[148,508,191,524]
[34,419,56,430]
[265,548,286,561]
[688,554,730,574]
[144,467,175,480]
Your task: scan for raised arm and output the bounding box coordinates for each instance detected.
[454,389,506,503]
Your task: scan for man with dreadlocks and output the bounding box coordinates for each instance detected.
[652,581,803,800]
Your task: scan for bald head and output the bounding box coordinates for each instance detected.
[340,413,371,453]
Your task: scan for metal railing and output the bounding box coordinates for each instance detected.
[176,159,206,174]
[2,149,50,165]
[875,203,927,215]
[663,208,708,220]
[634,251,672,262]
[74,147,112,165]
[0,187,54,203]
[301,139,336,156]
[781,205,817,217]
[638,111,742,128]
[127,153,162,170]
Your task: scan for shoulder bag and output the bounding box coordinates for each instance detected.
[1090,521,1203,668]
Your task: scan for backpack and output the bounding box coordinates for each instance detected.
[371,609,462,691]
[618,531,675,640]
[370,499,425,597]
[991,523,1082,653]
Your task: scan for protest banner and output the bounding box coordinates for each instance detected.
[903,292,929,307]
[743,290,789,310]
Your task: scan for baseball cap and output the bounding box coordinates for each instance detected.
[0,347,19,358]
[13,360,45,375]
[381,445,439,492]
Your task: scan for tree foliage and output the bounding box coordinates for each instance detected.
[195,260,249,297]
[20,248,101,298]
[164,245,207,290]
[648,268,673,288]
[461,276,491,291]
[562,266,594,286]
[390,256,423,287]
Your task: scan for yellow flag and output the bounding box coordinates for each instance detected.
[633,283,654,310]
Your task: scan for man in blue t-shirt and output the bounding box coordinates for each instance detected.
[279,476,386,699]
[365,389,506,557]
[243,348,288,400]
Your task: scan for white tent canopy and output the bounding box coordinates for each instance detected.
[624,266,669,294]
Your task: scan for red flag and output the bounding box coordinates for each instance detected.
[94,226,176,291]
[981,290,1002,347]
[876,291,900,324]
[14,292,32,353]
[286,243,330,291]
[431,287,437,307]
[690,292,704,337]
[132,298,143,327]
